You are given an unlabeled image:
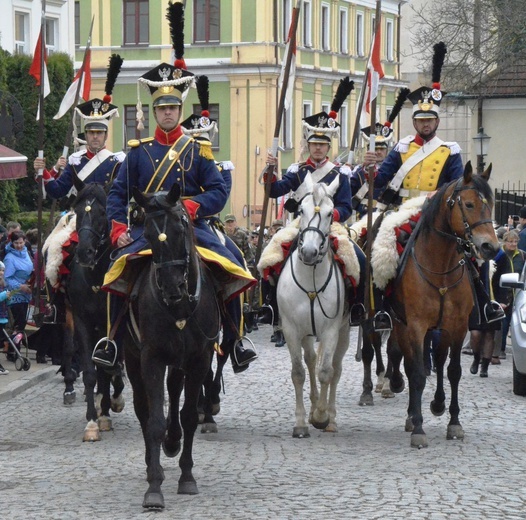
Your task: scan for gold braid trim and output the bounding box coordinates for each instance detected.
[198,142,215,161]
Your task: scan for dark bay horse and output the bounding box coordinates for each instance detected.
[384,162,499,448]
[124,184,220,509]
[61,175,124,441]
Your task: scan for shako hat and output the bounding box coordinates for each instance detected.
[180,75,217,141]
[409,42,447,119]
[302,77,354,144]
[75,53,123,133]
[136,1,195,128]
[361,87,411,147]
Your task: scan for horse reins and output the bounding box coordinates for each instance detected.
[76,196,111,268]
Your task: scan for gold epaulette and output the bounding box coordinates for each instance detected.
[197,140,215,161]
[128,137,154,148]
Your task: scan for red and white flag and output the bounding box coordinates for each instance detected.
[53,49,92,120]
[29,28,51,120]
[278,13,297,112]
[360,27,385,128]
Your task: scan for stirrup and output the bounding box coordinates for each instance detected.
[92,338,118,367]
[232,336,258,367]
[43,304,58,324]
[373,311,392,332]
[484,301,505,323]
[349,303,366,326]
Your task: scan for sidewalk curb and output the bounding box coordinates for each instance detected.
[0,366,58,404]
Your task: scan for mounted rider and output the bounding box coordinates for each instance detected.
[259,77,366,326]
[362,42,504,330]
[93,2,257,372]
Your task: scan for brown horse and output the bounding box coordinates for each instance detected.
[384,162,499,448]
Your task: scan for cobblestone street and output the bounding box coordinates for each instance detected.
[1,324,525,519]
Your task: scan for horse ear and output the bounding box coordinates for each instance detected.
[326,174,340,198]
[481,163,492,181]
[132,186,148,208]
[463,161,473,184]
[72,170,85,193]
[166,183,181,205]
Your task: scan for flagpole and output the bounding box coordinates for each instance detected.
[254,0,301,268]
[34,0,47,326]
[364,0,382,318]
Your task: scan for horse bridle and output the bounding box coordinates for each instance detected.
[76,196,110,267]
[297,198,333,265]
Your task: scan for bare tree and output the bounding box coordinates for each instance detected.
[408,0,526,95]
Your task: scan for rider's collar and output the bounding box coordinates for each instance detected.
[306,157,329,169]
[414,134,436,146]
[155,125,183,145]
[85,146,105,159]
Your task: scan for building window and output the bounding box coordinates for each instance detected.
[339,8,348,54]
[356,12,364,57]
[303,0,312,48]
[321,4,330,51]
[74,1,80,46]
[194,0,220,43]
[192,103,219,149]
[283,0,292,42]
[123,0,149,45]
[386,19,394,61]
[45,18,58,54]
[303,101,312,119]
[125,104,149,142]
[282,107,293,150]
[339,105,348,148]
[14,11,29,54]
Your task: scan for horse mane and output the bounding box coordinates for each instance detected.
[73,182,107,207]
[311,183,329,205]
[419,173,494,238]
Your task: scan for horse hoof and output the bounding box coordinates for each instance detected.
[324,423,338,433]
[201,422,218,434]
[63,391,76,405]
[110,395,125,413]
[292,426,310,438]
[359,393,374,406]
[198,411,205,424]
[178,481,198,495]
[381,387,396,399]
[430,400,446,417]
[374,383,383,393]
[405,417,414,432]
[98,416,112,431]
[162,438,181,458]
[410,433,428,449]
[447,425,465,440]
[212,403,221,416]
[311,418,330,431]
[83,420,101,442]
[390,378,405,394]
[143,492,165,509]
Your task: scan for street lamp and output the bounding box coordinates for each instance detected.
[472,127,491,174]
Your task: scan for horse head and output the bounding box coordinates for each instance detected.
[133,184,196,306]
[445,160,499,261]
[72,172,109,268]
[297,173,339,266]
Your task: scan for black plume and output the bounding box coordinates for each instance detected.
[167,0,185,60]
[330,77,354,114]
[432,42,447,84]
[196,76,209,111]
[104,54,123,96]
[388,87,410,123]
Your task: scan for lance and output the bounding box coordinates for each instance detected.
[46,16,95,235]
[254,0,301,267]
[34,0,47,326]
[363,0,383,318]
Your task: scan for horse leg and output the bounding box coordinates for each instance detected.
[163,367,184,457]
[96,368,113,432]
[288,336,311,438]
[430,332,448,418]
[387,335,405,394]
[110,372,125,413]
[359,329,375,406]
[211,350,229,415]
[200,358,218,434]
[79,334,100,441]
[446,342,465,441]
[403,342,428,448]
[178,353,211,495]
[140,354,167,510]
[325,324,350,432]
[61,310,77,405]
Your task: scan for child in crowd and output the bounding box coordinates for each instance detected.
[0,262,10,374]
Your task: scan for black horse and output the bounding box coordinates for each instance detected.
[61,174,125,441]
[124,183,220,509]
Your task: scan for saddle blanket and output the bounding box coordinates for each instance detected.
[257,219,361,285]
[370,195,426,290]
[42,212,78,288]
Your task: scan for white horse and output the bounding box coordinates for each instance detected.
[277,173,350,438]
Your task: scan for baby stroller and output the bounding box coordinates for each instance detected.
[4,329,31,371]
